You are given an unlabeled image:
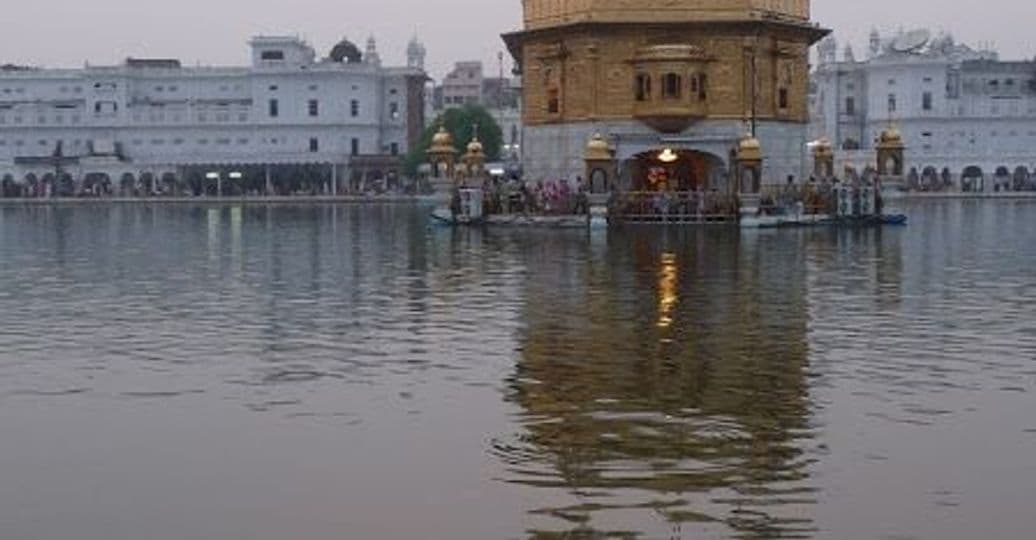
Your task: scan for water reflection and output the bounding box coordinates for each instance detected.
[499,229,818,539]
[3,201,1035,540]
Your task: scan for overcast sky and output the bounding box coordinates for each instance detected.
[0,1,1032,79]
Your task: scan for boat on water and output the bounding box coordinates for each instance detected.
[743,212,908,229]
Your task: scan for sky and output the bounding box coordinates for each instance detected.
[0,0,1033,80]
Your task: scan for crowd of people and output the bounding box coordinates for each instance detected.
[452,177,591,217]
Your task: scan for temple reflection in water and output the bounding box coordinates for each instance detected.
[497,229,818,539]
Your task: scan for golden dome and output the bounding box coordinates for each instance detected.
[584,133,613,161]
[466,136,484,154]
[878,126,905,148]
[427,124,456,156]
[812,137,834,155]
[739,136,761,151]
[736,135,763,161]
[432,125,453,146]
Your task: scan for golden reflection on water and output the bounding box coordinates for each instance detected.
[657,253,678,329]
[500,229,817,539]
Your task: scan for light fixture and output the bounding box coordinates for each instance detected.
[205,172,220,180]
[657,148,678,163]
[229,171,243,180]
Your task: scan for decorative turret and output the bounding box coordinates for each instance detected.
[583,133,616,195]
[869,28,882,58]
[818,36,837,65]
[878,126,903,146]
[407,36,426,70]
[461,128,487,184]
[365,36,381,66]
[812,138,835,178]
[426,123,457,180]
[876,124,905,176]
[736,135,763,163]
[583,133,613,162]
[735,134,764,195]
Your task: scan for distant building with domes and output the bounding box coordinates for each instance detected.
[503,0,828,190]
[0,35,428,195]
[811,29,1036,191]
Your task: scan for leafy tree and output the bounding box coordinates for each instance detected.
[405,104,504,176]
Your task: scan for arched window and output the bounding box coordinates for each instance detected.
[662,73,682,99]
[635,74,651,102]
[697,74,708,101]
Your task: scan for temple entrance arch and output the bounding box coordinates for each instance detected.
[627,148,726,192]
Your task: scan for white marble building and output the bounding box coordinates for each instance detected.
[0,35,427,196]
[811,29,1036,191]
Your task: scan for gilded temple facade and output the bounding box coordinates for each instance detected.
[504,0,827,190]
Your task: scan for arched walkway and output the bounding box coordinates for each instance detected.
[994,166,1011,192]
[83,173,112,197]
[160,172,180,196]
[921,166,939,191]
[941,167,953,190]
[119,173,136,197]
[140,173,156,196]
[41,173,56,198]
[1013,166,1031,192]
[55,173,75,197]
[962,166,984,193]
[1,174,19,198]
[24,173,40,197]
[907,167,920,190]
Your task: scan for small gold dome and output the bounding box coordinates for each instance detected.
[466,136,484,154]
[738,136,761,151]
[587,133,610,152]
[431,125,453,146]
[584,133,614,161]
[812,137,834,156]
[736,135,763,161]
[879,127,902,143]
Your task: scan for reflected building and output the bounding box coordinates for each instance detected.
[499,229,818,538]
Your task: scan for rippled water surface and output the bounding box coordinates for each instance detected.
[1,201,1035,540]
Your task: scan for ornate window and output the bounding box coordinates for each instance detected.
[547,88,560,114]
[662,73,682,99]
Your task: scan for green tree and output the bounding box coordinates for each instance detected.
[405,104,504,176]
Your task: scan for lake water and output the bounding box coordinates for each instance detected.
[1,201,1034,540]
